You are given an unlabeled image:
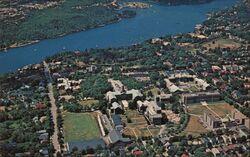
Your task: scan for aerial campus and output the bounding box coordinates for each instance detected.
[0,0,250,157]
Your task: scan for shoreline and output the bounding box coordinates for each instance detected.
[155,0,214,6]
[0,17,123,52]
[0,0,240,74]
[0,0,216,52]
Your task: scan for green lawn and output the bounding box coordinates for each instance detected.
[187,105,207,115]
[187,101,234,117]
[182,115,208,137]
[78,99,99,107]
[63,112,100,142]
[203,38,241,49]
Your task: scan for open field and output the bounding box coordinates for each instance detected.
[206,102,235,117]
[187,105,207,115]
[78,99,99,107]
[202,38,241,50]
[183,115,207,136]
[63,112,100,142]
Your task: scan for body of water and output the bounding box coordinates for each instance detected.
[0,0,238,73]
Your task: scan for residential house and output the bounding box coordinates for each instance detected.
[38,133,49,141]
[244,82,250,89]
[57,78,82,91]
[211,147,221,157]
[35,103,46,110]
[39,147,49,157]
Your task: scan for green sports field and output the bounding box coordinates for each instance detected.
[63,112,100,142]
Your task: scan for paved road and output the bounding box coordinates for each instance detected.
[44,61,60,155]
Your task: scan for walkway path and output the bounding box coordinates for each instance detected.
[158,125,166,135]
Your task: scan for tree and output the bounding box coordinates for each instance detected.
[96,144,103,151]
[161,102,166,110]
[149,72,159,83]
[194,147,207,157]
[86,146,94,154]
[80,75,112,99]
[231,137,236,144]
[56,152,62,157]
[63,102,82,112]
[187,134,193,141]
[128,101,136,110]
[207,142,213,149]
[148,91,153,97]
[72,146,78,153]
[159,79,166,88]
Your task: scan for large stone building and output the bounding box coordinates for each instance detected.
[106,89,143,104]
[111,114,124,131]
[231,109,250,130]
[203,111,222,130]
[107,89,143,114]
[181,91,221,105]
[137,100,163,125]
[202,108,250,133]
[110,102,124,114]
[108,130,131,148]
[164,70,210,93]
[144,101,162,125]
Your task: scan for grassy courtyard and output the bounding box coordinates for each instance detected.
[122,110,160,138]
[63,112,100,142]
[183,115,208,136]
[187,101,235,117]
[78,99,99,107]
